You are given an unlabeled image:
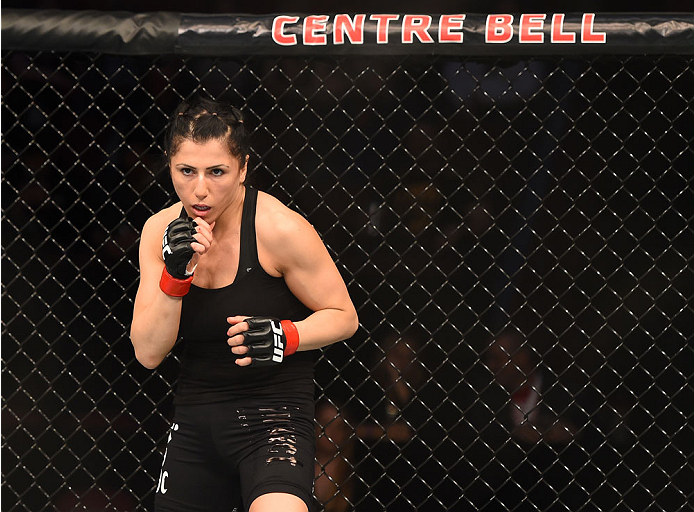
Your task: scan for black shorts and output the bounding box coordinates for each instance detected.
[154,395,317,512]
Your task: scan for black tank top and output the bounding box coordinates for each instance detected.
[175,188,315,404]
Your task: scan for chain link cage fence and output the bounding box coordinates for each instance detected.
[2,11,693,512]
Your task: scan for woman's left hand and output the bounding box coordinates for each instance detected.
[227,315,251,366]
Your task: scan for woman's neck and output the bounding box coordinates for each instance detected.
[211,185,246,237]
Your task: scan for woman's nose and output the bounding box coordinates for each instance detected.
[194,175,208,198]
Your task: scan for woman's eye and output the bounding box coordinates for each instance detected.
[211,168,224,176]
[181,167,194,175]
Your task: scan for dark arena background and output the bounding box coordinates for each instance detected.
[2,9,693,512]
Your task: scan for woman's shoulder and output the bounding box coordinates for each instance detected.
[255,190,316,247]
[256,190,308,230]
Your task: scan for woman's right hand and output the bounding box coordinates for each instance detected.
[162,216,197,278]
[188,218,215,273]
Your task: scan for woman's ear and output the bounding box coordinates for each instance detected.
[240,155,249,184]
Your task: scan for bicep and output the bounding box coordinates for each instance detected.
[132,218,165,316]
[280,223,352,313]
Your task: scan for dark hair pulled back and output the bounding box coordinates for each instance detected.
[165,96,249,164]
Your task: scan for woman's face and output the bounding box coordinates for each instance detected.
[169,137,247,222]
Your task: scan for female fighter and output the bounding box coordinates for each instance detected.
[130,96,358,512]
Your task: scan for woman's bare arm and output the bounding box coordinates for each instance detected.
[130,206,214,368]
[227,193,358,365]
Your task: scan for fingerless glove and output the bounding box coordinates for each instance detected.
[242,317,300,366]
[160,215,197,296]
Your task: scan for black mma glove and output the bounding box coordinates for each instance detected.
[242,317,300,366]
[162,215,197,279]
[160,211,197,297]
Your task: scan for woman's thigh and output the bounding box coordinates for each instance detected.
[216,398,317,511]
[154,408,241,512]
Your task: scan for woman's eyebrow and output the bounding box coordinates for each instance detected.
[175,163,229,169]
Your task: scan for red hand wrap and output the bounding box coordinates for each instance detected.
[280,320,300,356]
[159,267,194,297]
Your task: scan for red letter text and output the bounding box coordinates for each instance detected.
[486,14,514,43]
[370,14,400,44]
[304,15,329,45]
[582,13,606,43]
[439,14,466,43]
[272,16,300,46]
[551,14,576,43]
[334,14,365,44]
[402,15,434,43]
[519,14,545,43]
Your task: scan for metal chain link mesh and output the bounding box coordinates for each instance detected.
[2,51,693,512]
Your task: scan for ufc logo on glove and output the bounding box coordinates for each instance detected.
[242,317,300,366]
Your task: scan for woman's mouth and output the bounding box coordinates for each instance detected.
[192,204,211,216]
